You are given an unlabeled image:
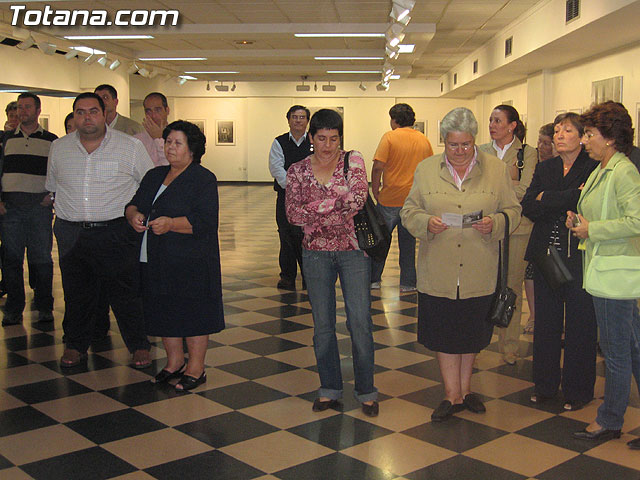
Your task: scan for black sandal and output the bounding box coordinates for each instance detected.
[175,371,206,391]
[151,363,186,384]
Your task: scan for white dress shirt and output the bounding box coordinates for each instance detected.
[268,131,308,189]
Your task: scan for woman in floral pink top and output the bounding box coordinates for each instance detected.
[286,109,379,417]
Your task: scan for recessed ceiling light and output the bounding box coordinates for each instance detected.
[64,35,154,40]
[138,57,207,61]
[295,33,384,38]
[184,71,239,74]
[327,70,381,74]
[315,57,384,60]
[235,40,254,45]
[398,44,415,53]
[179,75,197,80]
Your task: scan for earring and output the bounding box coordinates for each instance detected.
[606,142,610,146]
[508,129,511,133]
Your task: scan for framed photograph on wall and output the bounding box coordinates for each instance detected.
[187,119,206,134]
[592,76,623,104]
[215,120,235,146]
[39,115,49,131]
[413,120,426,135]
[437,120,445,146]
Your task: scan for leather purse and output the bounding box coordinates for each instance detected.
[343,151,391,263]
[487,212,517,328]
[532,243,573,291]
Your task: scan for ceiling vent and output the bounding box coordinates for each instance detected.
[566,0,580,23]
[505,36,513,58]
[473,59,478,74]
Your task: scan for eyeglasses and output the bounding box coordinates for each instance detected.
[290,115,307,120]
[446,142,473,151]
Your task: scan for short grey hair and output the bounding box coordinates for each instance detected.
[439,107,478,141]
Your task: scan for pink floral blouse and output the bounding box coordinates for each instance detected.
[285,150,368,251]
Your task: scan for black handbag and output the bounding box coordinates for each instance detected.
[532,244,574,290]
[343,151,391,263]
[487,212,517,328]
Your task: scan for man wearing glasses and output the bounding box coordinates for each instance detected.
[268,106,312,291]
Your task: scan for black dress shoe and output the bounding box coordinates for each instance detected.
[277,280,296,291]
[175,372,206,391]
[312,398,340,412]
[151,363,186,384]
[2,313,22,326]
[431,400,465,422]
[463,393,486,413]
[573,427,621,441]
[627,437,640,450]
[362,401,379,417]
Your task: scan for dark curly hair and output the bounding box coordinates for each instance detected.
[309,109,343,137]
[580,101,634,156]
[493,104,526,142]
[162,120,207,163]
[389,103,415,127]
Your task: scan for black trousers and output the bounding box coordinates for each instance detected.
[276,190,303,282]
[532,255,597,403]
[54,218,149,354]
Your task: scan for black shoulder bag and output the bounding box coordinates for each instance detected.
[343,151,391,263]
[486,212,517,328]
[515,145,526,181]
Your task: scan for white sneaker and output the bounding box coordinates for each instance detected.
[370,282,381,289]
[399,285,416,293]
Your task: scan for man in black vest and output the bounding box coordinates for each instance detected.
[268,105,312,290]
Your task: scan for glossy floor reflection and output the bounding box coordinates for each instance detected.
[0,183,639,479]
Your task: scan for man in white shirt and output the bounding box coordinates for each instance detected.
[46,92,153,369]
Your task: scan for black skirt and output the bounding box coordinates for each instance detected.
[417,292,494,354]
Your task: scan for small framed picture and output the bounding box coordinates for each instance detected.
[215,120,235,146]
[437,120,445,146]
[187,119,206,134]
[413,120,426,135]
[39,115,49,131]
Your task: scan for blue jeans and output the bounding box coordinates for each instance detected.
[370,204,416,287]
[0,203,53,314]
[302,248,377,403]
[592,296,640,430]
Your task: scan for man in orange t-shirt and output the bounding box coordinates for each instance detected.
[371,103,433,292]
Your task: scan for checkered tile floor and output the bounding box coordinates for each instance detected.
[1,183,639,479]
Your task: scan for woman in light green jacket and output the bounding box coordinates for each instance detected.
[567,101,640,448]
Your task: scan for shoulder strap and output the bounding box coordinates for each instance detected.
[516,145,525,180]
[342,150,352,177]
[498,212,510,289]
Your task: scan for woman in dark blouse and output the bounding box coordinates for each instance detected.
[521,113,598,411]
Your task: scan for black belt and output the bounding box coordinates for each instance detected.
[58,217,125,229]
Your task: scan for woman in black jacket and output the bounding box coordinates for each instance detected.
[126,120,224,392]
[521,113,598,411]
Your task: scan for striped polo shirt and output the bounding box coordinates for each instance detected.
[1,124,57,204]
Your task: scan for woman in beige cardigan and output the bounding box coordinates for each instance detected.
[479,105,537,365]
[400,107,521,422]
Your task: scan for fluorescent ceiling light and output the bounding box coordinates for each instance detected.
[179,75,197,80]
[390,74,401,80]
[0,89,28,93]
[398,44,415,53]
[64,35,154,40]
[70,46,106,55]
[327,70,381,74]
[295,33,384,38]
[138,57,207,61]
[184,71,238,74]
[315,56,384,60]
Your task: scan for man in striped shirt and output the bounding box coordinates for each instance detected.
[0,93,57,326]
[46,92,154,368]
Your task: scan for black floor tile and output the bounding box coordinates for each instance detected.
[2,333,61,351]
[0,406,58,437]
[223,304,249,315]
[489,359,534,381]
[396,322,418,333]
[216,357,297,380]
[199,381,288,409]
[274,452,394,480]
[20,446,136,480]
[398,359,444,382]
[402,417,508,453]
[5,377,92,404]
[537,454,640,480]
[220,291,257,303]
[233,336,306,355]
[176,411,278,448]
[244,319,311,335]
[500,386,566,413]
[395,342,435,356]
[405,455,526,480]
[516,416,597,452]
[145,450,265,480]
[65,408,166,443]
[398,306,418,317]
[0,351,31,368]
[0,453,12,470]
[287,414,393,450]
[100,380,180,407]
[257,305,313,318]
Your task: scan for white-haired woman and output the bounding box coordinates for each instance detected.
[400,107,521,422]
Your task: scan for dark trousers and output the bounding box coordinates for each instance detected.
[0,203,53,314]
[54,218,149,354]
[91,285,111,339]
[532,257,597,403]
[276,190,303,283]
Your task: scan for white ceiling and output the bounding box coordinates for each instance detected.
[0,0,543,83]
